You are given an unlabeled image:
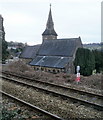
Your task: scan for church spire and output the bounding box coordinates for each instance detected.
[46,4,54,30]
[42,4,57,41]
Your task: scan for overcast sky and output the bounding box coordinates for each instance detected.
[0,0,102,45]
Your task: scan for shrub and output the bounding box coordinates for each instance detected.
[74,48,95,76]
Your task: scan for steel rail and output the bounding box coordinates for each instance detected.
[1,90,64,120]
[2,71,103,98]
[1,75,103,111]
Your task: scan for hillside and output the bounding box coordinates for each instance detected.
[83,43,103,51]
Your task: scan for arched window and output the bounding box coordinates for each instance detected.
[37,68,39,70]
[53,69,56,73]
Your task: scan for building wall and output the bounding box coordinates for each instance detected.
[42,35,57,41]
[65,61,75,74]
[33,66,65,73]
[20,58,74,74]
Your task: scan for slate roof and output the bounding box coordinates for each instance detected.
[29,56,72,68]
[42,29,57,36]
[20,45,40,59]
[29,37,82,68]
[37,37,82,57]
[20,37,82,68]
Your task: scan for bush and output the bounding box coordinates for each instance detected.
[93,50,103,73]
[74,48,95,76]
[1,106,21,120]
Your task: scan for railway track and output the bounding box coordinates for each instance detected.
[1,90,64,120]
[2,71,103,97]
[1,71,103,111]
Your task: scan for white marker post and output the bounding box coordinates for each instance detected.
[76,66,80,83]
[76,65,80,73]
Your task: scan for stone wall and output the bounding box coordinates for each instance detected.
[42,35,57,41]
[33,66,65,73]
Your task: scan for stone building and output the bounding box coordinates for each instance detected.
[20,44,40,63]
[20,6,83,73]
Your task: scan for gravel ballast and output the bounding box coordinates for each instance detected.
[2,80,102,119]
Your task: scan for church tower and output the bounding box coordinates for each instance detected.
[42,4,58,41]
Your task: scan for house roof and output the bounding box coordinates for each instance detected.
[29,56,72,68]
[19,45,40,59]
[37,37,82,57]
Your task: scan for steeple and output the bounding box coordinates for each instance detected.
[46,4,53,30]
[42,4,57,41]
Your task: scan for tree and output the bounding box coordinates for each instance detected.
[93,50,103,73]
[2,40,9,63]
[74,48,95,76]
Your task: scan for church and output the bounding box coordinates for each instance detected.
[20,5,83,73]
